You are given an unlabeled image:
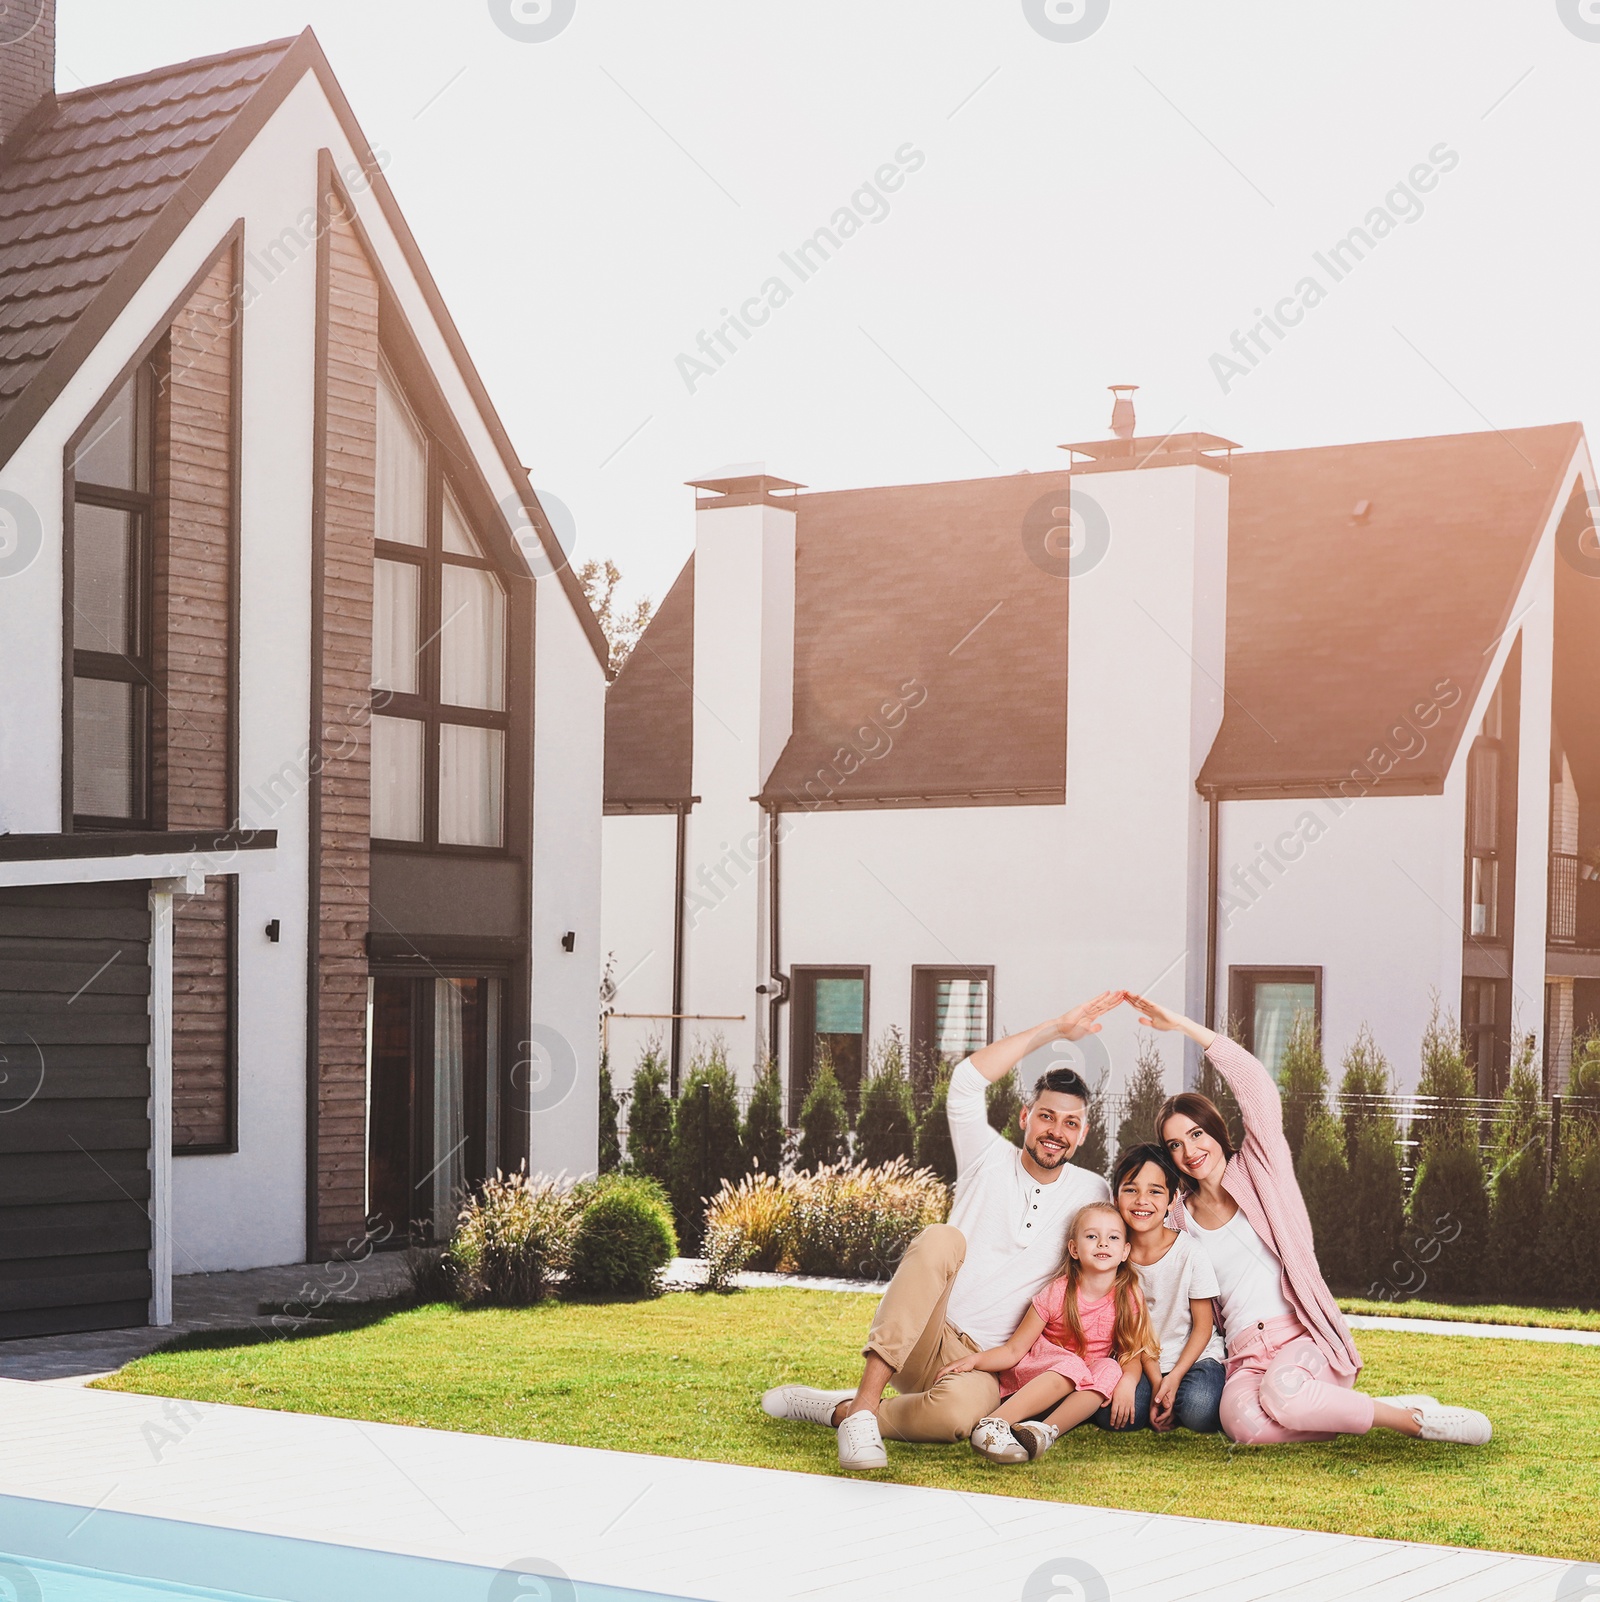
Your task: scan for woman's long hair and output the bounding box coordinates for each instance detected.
[1155,1091,1236,1192]
[1051,1203,1157,1364]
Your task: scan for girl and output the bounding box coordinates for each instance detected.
[1110,1143,1226,1433]
[1127,992,1492,1446]
[937,1203,1156,1463]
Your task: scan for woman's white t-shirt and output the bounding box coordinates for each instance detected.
[1132,1229,1225,1374]
[1185,1206,1291,1337]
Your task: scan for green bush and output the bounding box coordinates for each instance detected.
[1296,1109,1353,1289]
[597,1055,622,1175]
[1408,1144,1489,1298]
[1487,1033,1546,1299]
[448,1172,580,1306]
[913,1070,956,1183]
[1069,1070,1111,1178]
[1278,1009,1327,1166]
[857,1031,917,1167]
[1117,1034,1169,1155]
[1347,1112,1407,1296]
[1195,1015,1244,1149]
[741,1056,786,1177]
[1412,997,1474,1155]
[1337,1024,1391,1158]
[797,1058,851,1172]
[784,1159,949,1279]
[985,1071,1023,1149]
[568,1173,677,1296]
[669,1049,744,1252]
[626,1046,673,1189]
[1537,1145,1600,1304]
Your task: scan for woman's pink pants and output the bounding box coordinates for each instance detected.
[1221,1313,1376,1444]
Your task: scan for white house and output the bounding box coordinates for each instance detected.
[601,410,1600,1120]
[0,12,608,1340]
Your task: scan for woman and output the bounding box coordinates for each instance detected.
[1126,992,1491,1446]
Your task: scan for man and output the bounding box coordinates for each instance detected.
[763,992,1119,1469]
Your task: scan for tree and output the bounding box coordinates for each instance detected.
[1195,1011,1244,1149]
[741,1056,785,1176]
[914,1068,957,1183]
[1412,995,1474,1155]
[597,1055,622,1174]
[625,1045,673,1190]
[986,1071,1023,1149]
[797,1055,851,1172]
[1538,1027,1600,1302]
[1408,1001,1486,1298]
[857,1029,916,1167]
[1336,1027,1405,1294]
[1488,1033,1546,1300]
[1069,1069,1111,1179]
[1277,1009,1327,1165]
[668,1044,744,1252]
[1116,1035,1170,1157]
[1337,1023,1391,1158]
[1296,1109,1354,1289]
[579,558,654,676]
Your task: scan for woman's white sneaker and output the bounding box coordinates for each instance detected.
[970,1416,1029,1464]
[1011,1420,1060,1460]
[761,1385,855,1427]
[836,1408,887,1470]
[1414,1402,1492,1444]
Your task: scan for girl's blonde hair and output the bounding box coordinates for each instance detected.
[1053,1202,1157,1364]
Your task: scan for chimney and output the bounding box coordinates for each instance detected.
[1108,384,1138,441]
[0,0,54,152]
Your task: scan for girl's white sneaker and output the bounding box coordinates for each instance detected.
[1414,1403,1492,1445]
[970,1416,1029,1464]
[836,1408,887,1470]
[1011,1420,1060,1460]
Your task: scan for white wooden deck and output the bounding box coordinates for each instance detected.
[0,1378,1573,1602]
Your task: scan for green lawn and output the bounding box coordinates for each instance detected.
[96,1289,1598,1561]
[1336,1296,1600,1332]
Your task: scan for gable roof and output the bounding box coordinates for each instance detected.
[0,30,609,670]
[603,425,1585,811]
[1201,422,1582,796]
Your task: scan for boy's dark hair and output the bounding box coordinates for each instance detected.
[1112,1141,1183,1196]
[1028,1065,1090,1107]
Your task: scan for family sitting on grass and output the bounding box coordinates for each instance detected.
[763,991,1493,1469]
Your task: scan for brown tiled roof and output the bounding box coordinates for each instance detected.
[0,38,296,418]
[1201,423,1582,795]
[604,426,1584,808]
[604,556,695,809]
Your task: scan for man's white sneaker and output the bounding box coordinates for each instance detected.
[761,1385,855,1428]
[970,1416,1029,1465]
[1414,1402,1492,1445]
[1011,1420,1060,1460]
[836,1408,887,1470]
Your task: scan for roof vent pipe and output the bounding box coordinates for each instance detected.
[1108,384,1138,441]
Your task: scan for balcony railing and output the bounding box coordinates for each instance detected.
[1550,851,1579,944]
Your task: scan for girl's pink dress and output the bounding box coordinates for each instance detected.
[1000,1278,1125,1401]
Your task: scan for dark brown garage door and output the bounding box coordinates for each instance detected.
[0,881,152,1339]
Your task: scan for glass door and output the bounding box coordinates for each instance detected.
[366,974,501,1240]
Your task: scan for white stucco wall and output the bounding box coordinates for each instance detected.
[599,811,679,1078]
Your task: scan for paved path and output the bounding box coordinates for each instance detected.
[0,1380,1578,1602]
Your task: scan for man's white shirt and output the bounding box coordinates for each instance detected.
[942,1059,1111,1352]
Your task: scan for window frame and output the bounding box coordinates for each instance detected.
[1227,965,1323,1069]
[371,364,510,855]
[911,964,996,1072]
[64,362,156,830]
[788,964,871,1121]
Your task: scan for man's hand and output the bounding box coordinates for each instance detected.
[1053,991,1122,1044]
[1108,1371,1141,1429]
[1150,1372,1178,1433]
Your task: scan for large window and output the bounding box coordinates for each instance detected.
[790,966,869,1118]
[1228,966,1321,1077]
[371,365,508,848]
[69,366,154,826]
[912,966,995,1071]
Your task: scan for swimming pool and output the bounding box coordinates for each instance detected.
[0,1493,693,1602]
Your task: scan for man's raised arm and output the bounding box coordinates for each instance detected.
[965,992,1122,1083]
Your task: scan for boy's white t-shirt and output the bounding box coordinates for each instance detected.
[942,1059,1111,1352]
[1131,1229,1225,1374]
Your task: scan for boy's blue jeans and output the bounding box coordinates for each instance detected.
[1091,1357,1226,1433]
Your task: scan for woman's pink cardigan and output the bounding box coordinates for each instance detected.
[1170,1035,1363,1379]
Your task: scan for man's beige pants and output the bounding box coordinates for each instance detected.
[867,1223,1001,1442]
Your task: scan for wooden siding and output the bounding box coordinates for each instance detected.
[0,882,152,1338]
[152,250,237,1151]
[313,189,378,1256]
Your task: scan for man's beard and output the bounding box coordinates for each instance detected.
[1025,1134,1074,1169]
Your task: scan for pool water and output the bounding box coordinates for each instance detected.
[0,1494,690,1602]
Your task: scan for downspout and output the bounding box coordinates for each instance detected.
[670,802,688,1096]
[765,803,788,1064]
[1204,786,1220,1032]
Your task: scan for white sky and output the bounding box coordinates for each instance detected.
[62,0,1600,615]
